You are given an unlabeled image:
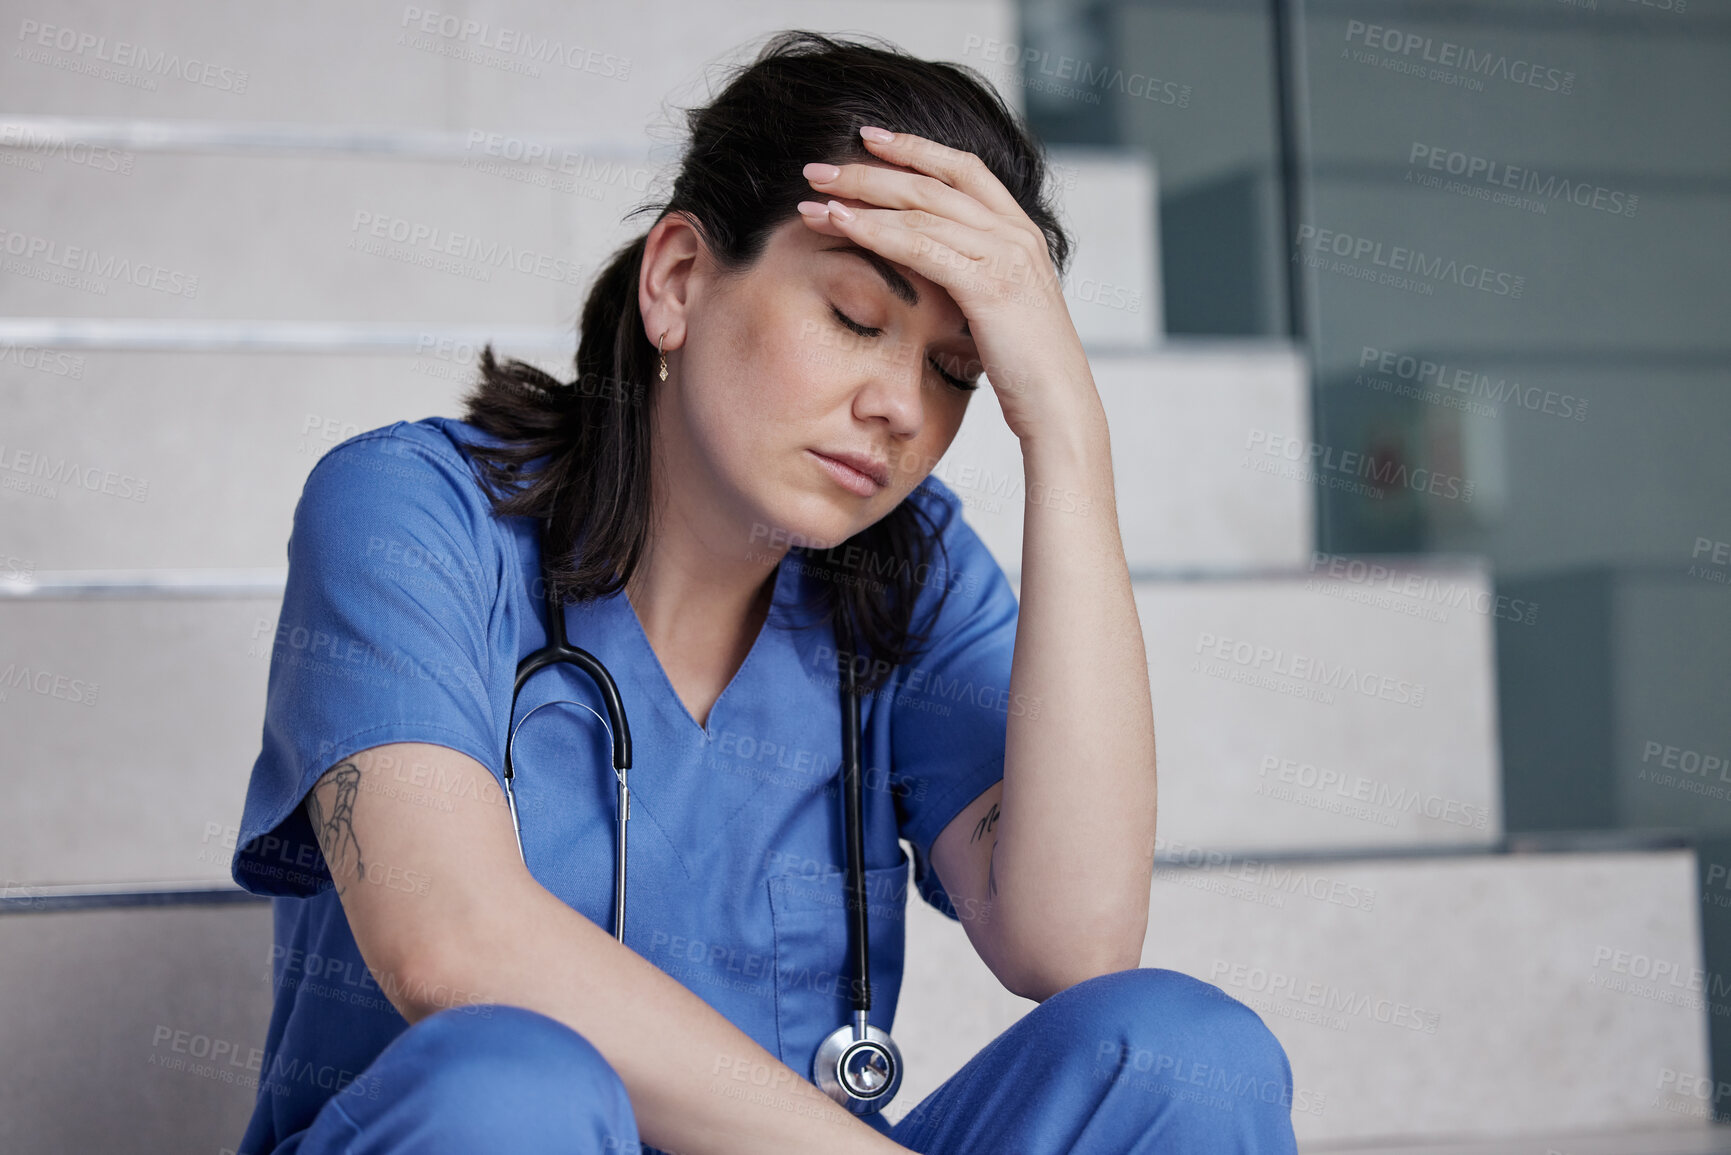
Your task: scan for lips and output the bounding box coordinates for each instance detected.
[815,449,890,488]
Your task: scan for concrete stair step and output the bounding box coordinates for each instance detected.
[1045,145,1162,348]
[1,544,1498,885]
[0,847,1708,1151]
[0,148,590,326]
[1136,565,1502,853]
[0,594,277,887]
[0,897,274,1155]
[0,4,1016,134]
[892,847,1713,1147]
[951,342,1313,574]
[1304,1126,1731,1154]
[1,550,1498,886]
[1,350,494,571]
[1001,566,1503,854]
[2,339,1307,571]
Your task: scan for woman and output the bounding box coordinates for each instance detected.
[230,29,1296,1155]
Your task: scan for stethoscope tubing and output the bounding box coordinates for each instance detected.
[505,566,633,941]
[504,545,898,1110]
[838,627,871,1017]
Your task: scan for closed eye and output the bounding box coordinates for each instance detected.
[829,305,979,393]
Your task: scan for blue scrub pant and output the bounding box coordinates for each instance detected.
[288,967,1298,1154]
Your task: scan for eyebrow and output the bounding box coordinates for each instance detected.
[820,241,971,340]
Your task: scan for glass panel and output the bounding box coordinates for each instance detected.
[1022,0,1731,1117]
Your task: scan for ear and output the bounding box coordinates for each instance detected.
[639,211,708,351]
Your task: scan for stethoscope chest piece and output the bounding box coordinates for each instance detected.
[814,1011,903,1113]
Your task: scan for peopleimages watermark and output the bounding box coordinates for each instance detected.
[15,18,251,94]
[1587,945,1731,1016]
[296,413,363,458]
[1307,550,1540,627]
[1210,959,1440,1033]
[249,615,483,697]
[0,340,85,378]
[704,727,930,803]
[1689,537,1731,588]
[0,122,135,176]
[960,34,1191,109]
[0,441,150,502]
[1294,224,1525,299]
[1094,1041,1327,1117]
[0,660,100,707]
[1155,836,1378,913]
[1355,345,1586,424]
[0,226,201,298]
[1636,739,1731,806]
[1255,753,1491,831]
[1559,0,1688,16]
[1656,1068,1721,1121]
[708,1056,861,1130]
[1060,270,1144,316]
[1193,629,1427,709]
[1244,428,1475,505]
[1342,20,1575,96]
[0,879,50,910]
[398,7,632,80]
[460,131,653,201]
[268,943,496,1018]
[405,334,644,403]
[347,210,586,285]
[149,1023,383,1100]
[746,521,987,599]
[1407,143,1636,219]
[811,642,1044,721]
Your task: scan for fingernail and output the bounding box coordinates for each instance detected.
[796,200,830,218]
[859,126,894,142]
[826,199,856,222]
[803,161,841,183]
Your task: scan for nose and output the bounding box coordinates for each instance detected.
[849,337,928,440]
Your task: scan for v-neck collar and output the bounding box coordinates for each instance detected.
[599,554,800,741]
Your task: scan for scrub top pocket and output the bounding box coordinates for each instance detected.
[767,848,911,1075]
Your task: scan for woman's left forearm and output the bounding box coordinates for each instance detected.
[991,382,1158,997]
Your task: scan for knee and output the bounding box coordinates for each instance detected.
[1056,968,1293,1089]
[370,1003,638,1145]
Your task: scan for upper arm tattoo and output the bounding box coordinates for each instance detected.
[974,802,1001,904]
[306,761,364,894]
[970,801,1000,845]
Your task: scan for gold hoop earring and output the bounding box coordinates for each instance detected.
[657,330,669,382]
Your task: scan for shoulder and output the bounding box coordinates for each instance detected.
[291,417,515,581]
[298,416,512,519]
[305,416,499,487]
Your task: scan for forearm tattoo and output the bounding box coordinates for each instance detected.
[306,761,364,894]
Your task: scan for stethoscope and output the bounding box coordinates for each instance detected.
[502,548,904,1114]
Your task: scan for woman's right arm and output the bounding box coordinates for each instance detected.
[306,739,908,1155]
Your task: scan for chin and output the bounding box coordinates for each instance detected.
[758,493,868,554]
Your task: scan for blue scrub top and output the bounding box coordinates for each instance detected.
[229,417,1021,1153]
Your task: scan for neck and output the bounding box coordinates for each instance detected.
[628,390,794,655]
[623,538,781,648]
[622,470,786,657]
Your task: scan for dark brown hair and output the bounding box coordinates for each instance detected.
[453,29,1072,695]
